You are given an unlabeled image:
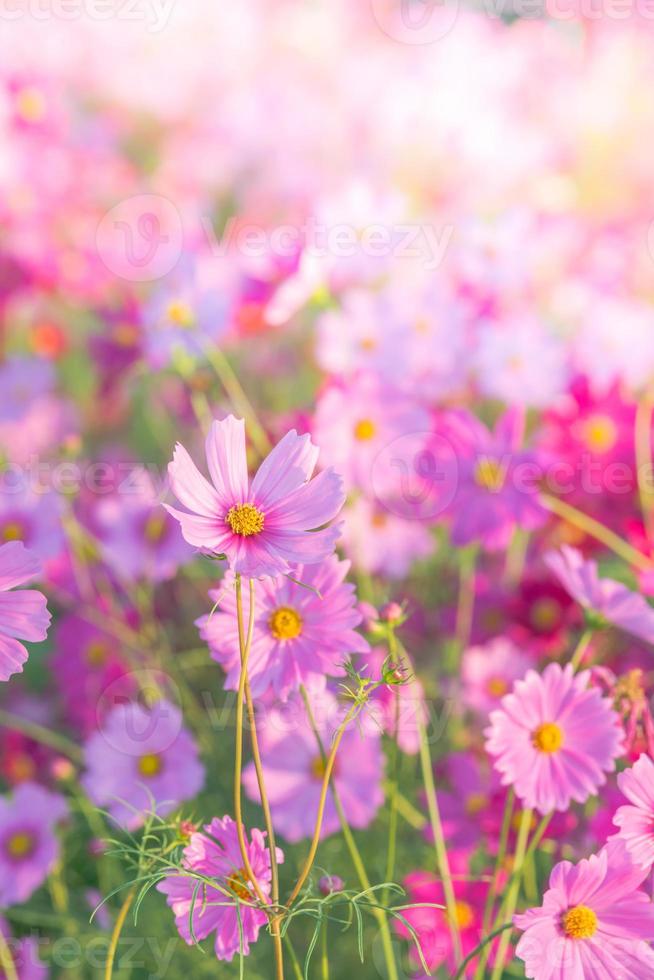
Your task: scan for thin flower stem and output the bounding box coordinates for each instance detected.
[283,935,304,980]
[454,545,477,655]
[570,628,594,671]
[204,345,271,458]
[321,919,330,980]
[0,709,83,762]
[481,790,514,934]
[0,929,18,980]
[104,886,135,980]
[635,388,654,545]
[417,715,463,965]
[299,687,399,980]
[383,690,401,899]
[541,493,654,571]
[452,922,514,980]
[287,701,360,907]
[233,575,269,909]
[489,807,532,980]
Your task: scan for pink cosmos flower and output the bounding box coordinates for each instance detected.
[612,754,654,870]
[166,415,345,579]
[485,662,624,814]
[461,637,531,715]
[0,542,51,682]
[0,782,68,906]
[515,840,654,978]
[440,407,546,551]
[242,692,383,842]
[197,556,369,700]
[396,852,493,975]
[546,545,654,646]
[157,816,283,962]
[82,700,205,829]
[0,917,47,979]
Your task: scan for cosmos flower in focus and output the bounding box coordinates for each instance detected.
[166,415,344,579]
[82,700,205,829]
[242,692,383,842]
[485,662,624,814]
[515,840,654,978]
[546,545,654,645]
[197,556,369,700]
[0,782,68,906]
[0,541,51,682]
[612,753,654,871]
[461,637,530,715]
[157,815,283,962]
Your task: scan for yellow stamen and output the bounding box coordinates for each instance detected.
[269,606,303,641]
[2,522,23,542]
[311,756,327,780]
[15,86,46,123]
[530,597,560,631]
[532,722,564,754]
[166,300,195,328]
[354,419,376,441]
[226,868,252,902]
[225,503,265,537]
[465,793,488,816]
[452,900,474,930]
[138,753,163,778]
[562,905,597,939]
[473,457,506,492]
[486,677,509,698]
[582,414,618,454]
[144,511,167,544]
[6,831,35,859]
[85,640,109,668]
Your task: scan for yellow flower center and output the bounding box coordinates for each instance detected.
[452,900,474,930]
[354,419,376,441]
[473,457,506,492]
[532,722,564,754]
[465,793,488,816]
[85,640,109,668]
[531,597,560,631]
[144,510,167,543]
[2,521,24,542]
[166,299,195,328]
[226,868,252,902]
[138,753,163,778]
[486,677,509,698]
[562,905,598,939]
[6,831,35,859]
[583,414,618,454]
[269,606,303,641]
[225,504,265,537]
[15,86,46,123]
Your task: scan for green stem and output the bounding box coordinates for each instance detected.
[104,886,135,980]
[541,493,654,571]
[383,690,401,899]
[0,929,18,980]
[454,545,477,655]
[417,717,463,964]
[570,628,593,671]
[321,919,330,980]
[453,923,514,980]
[204,346,271,459]
[283,935,304,980]
[0,709,83,762]
[489,808,532,980]
[299,687,399,980]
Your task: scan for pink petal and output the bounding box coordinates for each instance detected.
[251,430,319,509]
[0,590,50,642]
[0,633,29,681]
[168,443,223,516]
[205,416,248,504]
[0,541,42,591]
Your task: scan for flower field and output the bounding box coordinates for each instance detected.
[2,3,654,978]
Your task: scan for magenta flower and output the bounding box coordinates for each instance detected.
[82,700,205,829]
[546,546,654,645]
[0,542,51,682]
[612,753,654,870]
[242,692,383,842]
[440,407,546,551]
[485,663,624,814]
[197,556,369,700]
[157,816,283,962]
[166,415,345,579]
[515,840,654,978]
[0,782,68,906]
